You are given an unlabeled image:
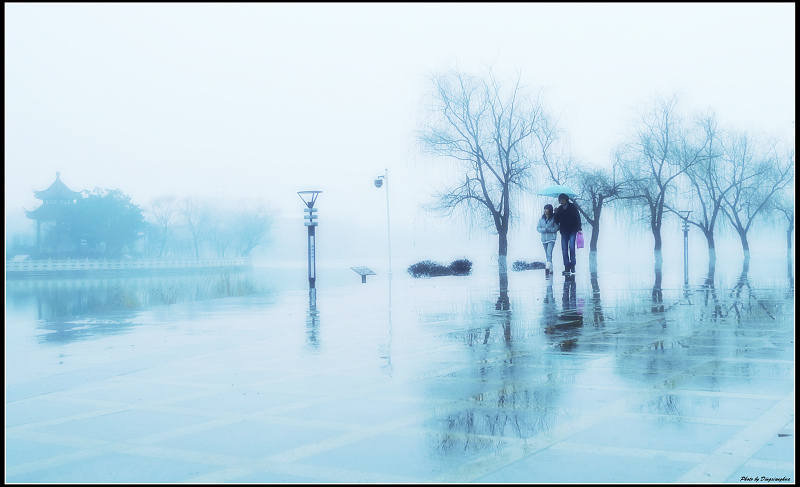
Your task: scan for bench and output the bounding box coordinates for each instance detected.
[350,266,377,283]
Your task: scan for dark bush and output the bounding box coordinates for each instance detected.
[407,259,473,278]
[408,260,447,278]
[448,258,472,276]
[512,260,546,271]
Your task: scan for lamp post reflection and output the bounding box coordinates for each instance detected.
[380,278,393,375]
[306,287,320,350]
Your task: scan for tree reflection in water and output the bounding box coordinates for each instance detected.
[6,269,265,344]
[588,252,606,327]
[728,258,782,321]
[615,256,792,416]
[427,269,560,455]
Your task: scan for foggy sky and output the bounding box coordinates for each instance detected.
[4,3,795,266]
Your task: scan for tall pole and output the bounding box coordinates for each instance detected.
[681,211,691,285]
[384,169,392,281]
[298,191,321,290]
[308,222,316,289]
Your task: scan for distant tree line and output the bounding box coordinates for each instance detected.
[12,189,275,260]
[146,196,275,259]
[419,68,794,272]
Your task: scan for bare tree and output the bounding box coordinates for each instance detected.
[180,197,210,258]
[534,116,629,255]
[719,133,794,259]
[233,201,275,257]
[666,112,727,265]
[418,68,554,276]
[147,196,177,258]
[571,164,627,252]
[616,93,712,262]
[771,190,795,254]
[206,208,234,258]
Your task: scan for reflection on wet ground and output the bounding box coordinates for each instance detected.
[5,269,269,344]
[5,256,795,483]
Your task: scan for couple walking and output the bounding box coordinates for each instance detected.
[536,193,581,277]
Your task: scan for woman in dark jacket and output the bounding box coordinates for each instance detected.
[553,193,581,275]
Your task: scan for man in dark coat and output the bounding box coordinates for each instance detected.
[553,193,581,275]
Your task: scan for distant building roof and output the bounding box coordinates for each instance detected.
[33,172,82,201]
[24,202,77,221]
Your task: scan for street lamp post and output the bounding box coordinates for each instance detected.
[298,191,322,289]
[680,211,692,282]
[374,169,392,281]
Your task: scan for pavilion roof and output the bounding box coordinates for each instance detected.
[24,203,76,221]
[33,172,82,201]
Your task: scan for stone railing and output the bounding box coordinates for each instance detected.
[6,257,251,273]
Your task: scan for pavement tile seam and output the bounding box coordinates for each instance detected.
[115,443,249,468]
[676,391,795,483]
[621,411,752,428]
[399,425,530,447]
[744,458,796,471]
[427,390,654,482]
[206,395,547,480]
[256,412,428,464]
[6,450,106,478]
[651,389,789,401]
[123,416,274,445]
[548,440,708,463]
[240,461,420,484]
[182,467,258,484]
[6,405,138,431]
[5,428,112,450]
[439,356,789,483]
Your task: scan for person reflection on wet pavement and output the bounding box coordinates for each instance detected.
[544,275,584,351]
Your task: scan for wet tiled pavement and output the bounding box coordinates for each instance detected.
[5,256,795,483]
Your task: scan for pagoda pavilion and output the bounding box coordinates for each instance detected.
[24,172,83,257]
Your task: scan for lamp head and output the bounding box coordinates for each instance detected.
[374,178,383,188]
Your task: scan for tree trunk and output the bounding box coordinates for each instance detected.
[737,228,750,260]
[652,201,663,261]
[498,229,508,273]
[652,225,662,252]
[704,229,716,268]
[588,200,602,252]
[707,248,716,270]
[589,223,599,252]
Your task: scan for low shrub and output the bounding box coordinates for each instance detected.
[408,259,473,278]
[512,260,546,271]
[448,258,473,276]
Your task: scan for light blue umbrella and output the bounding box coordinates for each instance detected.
[537,184,577,198]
